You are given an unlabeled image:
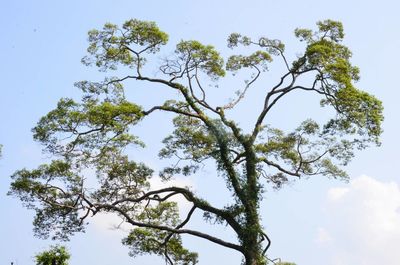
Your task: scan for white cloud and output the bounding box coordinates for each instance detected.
[318,175,400,265]
[327,187,350,201]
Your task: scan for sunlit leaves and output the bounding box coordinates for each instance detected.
[227,33,285,55]
[227,33,251,48]
[9,160,80,205]
[159,115,217,163]
[123,202,199,264]
[294,28,313,42]
[82,19,168,71]
[74,78,125,102]
[294,20,357,86]
[93,154,153,203]
[35,245,70,265]
[295,19,344,43]
[226,51,272,72]
[317,19,345,41]
[123,228,198,265]
[305,39,359,85]
[9,160,84,240]
[175,40,225,78]
[291,20,383,148]
[322,86,383,145]
[32,98,144,161]
[122,19,169,49]
[256,127,299,165]
[255,119,353,188]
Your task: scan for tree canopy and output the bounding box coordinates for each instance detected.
[35,245,70,265]
[9,19,383,265]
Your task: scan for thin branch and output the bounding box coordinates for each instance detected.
[185,66,219,114]
[194,68,206,102]
[250,71,294,141]
[260,231,271,256]
[223,64,261,110]
[161,205,197,264]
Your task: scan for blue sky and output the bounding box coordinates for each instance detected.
[1,1,400,264]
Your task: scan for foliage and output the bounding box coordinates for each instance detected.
[35,245,70,265]
[9,19,383,265]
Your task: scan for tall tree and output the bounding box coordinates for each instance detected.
[9,19,382,265]
[35,246,70,265]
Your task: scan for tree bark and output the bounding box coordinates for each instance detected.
[242,144,267,265]
[243,245,266,265]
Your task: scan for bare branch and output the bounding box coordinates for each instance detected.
[223,64,261,110]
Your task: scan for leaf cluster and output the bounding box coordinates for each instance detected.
[175,40,226,79]
[82,19,168,71]
[292,20,383,146]
[33,97,144,162]
[35,245,70,265]
[9,160,84,240]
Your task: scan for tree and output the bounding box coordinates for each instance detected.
[8,19,382,265]
[35,245,70,265]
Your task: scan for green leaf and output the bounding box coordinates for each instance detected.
[35,245,70,265]
[226,51,272,72]
[82,19,168,71]
[175,40,225,78]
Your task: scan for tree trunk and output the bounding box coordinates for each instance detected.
[244,248,266,265]
[242,201,266,265]
[242,146,267,265]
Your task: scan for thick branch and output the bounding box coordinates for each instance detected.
[109,187,242,234]
[258,157,300,177]
[142,105,200,119]
[94,203,243,253]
